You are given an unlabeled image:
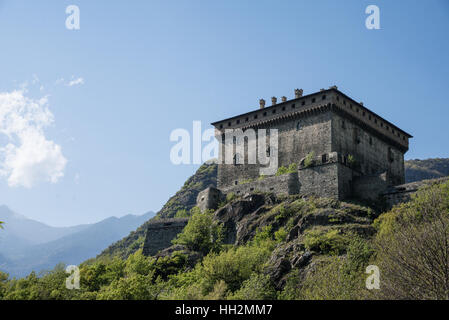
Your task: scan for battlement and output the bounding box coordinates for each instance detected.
[212,87,411,152]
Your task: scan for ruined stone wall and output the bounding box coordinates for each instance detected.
[221,172,300,196]
[142,218,188,257]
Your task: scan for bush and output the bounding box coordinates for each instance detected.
[173,208,223,255]
[304,152,315,168]
[228,273,276,300]
[304,229,349,255]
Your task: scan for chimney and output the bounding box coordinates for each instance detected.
[360,102,364,106]
[329,85,338,90]
[320,88,325,92]
[271,97,277,106]
[259,99,266,109]
[281,96,287,102]
[294,88,303,99]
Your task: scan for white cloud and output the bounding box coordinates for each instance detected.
[67,77,84,87]
[0,90,67,188]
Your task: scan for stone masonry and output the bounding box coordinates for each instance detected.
[211,86,412,200]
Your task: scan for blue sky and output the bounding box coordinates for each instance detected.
[0,0,448,226]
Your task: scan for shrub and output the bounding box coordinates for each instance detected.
[304,229,349,255]
[172,208,223,255]
[304,152,315,168]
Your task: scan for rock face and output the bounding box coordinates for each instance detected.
[213,193,376,288]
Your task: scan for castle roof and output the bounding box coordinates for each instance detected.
[211,87,412,152]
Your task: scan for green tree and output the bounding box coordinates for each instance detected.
[173,208,223,254]
[374,181,449,299]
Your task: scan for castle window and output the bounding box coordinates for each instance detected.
[341,120,346,129]
[322,95,326,100]
[356,108,359,113]
[219,124,223,129]
[375,119,378,124]
[291,104,296,109]
[336,96,340,101]
[322,154,328,163]
[369,115,372,120]
[245,117,249,122]
[254,114,258,119]
[228,122,231,127]
[266,147,270,157]
[282,106,286,111]
[296,122,301,131]
[350,104,353,109]
[233,154,239,165]
[312,98,316,103]
[369,137,373,145]
[237,119,240,124]
[272,109,276,114]
[235,181,238,185]
[343,100,346,105]
[363,111,366,116]
[403,136,405,140]
[381,123,383,127]
[302,101,306,106]
[263,112,267,117]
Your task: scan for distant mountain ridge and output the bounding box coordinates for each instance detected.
[0,207,155,277]
[405,158,449,183]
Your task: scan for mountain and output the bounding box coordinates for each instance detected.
[405,158,449,183]
[0,209,155,278]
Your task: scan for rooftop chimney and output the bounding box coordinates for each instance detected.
[259,99,266,109]
[320,88,325,91]
[360,102,364,106]
[329,85,338,90]
[294,89,303,99]
[271,97,277,105]
[281,96,287,102]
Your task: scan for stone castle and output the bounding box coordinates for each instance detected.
[143,86,422,256]
[197,86,412,211]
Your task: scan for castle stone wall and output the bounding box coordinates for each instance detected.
[221,172,299,196]
[353,172,389,200]
[142,218,188,257]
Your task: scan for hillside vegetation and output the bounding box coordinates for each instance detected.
[1,178,448,300]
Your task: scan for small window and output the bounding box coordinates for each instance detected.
[350,104,353,109]
[245,117,249,122]
[292,104,296,109]
[282,106,286,111]
[322,154,328,163]
[219,124,223,129]
[337,96,340,101]
[369,137,373,145]
[228,122,231,127]
[362,111,366,116]
[343,100,346,105]
[369,115,372,120]
[375,119,378,124]
[312,98,316,103]
[322,95,326,100]
[302,101,306,106]
[341,120,346,129]
[296,122,301,131]
[266,147,270,157]
[272,109,276,114]
[356,108,359,113]
[263,112,267,117]
[237,119,240,124]
[254,114,258,119]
